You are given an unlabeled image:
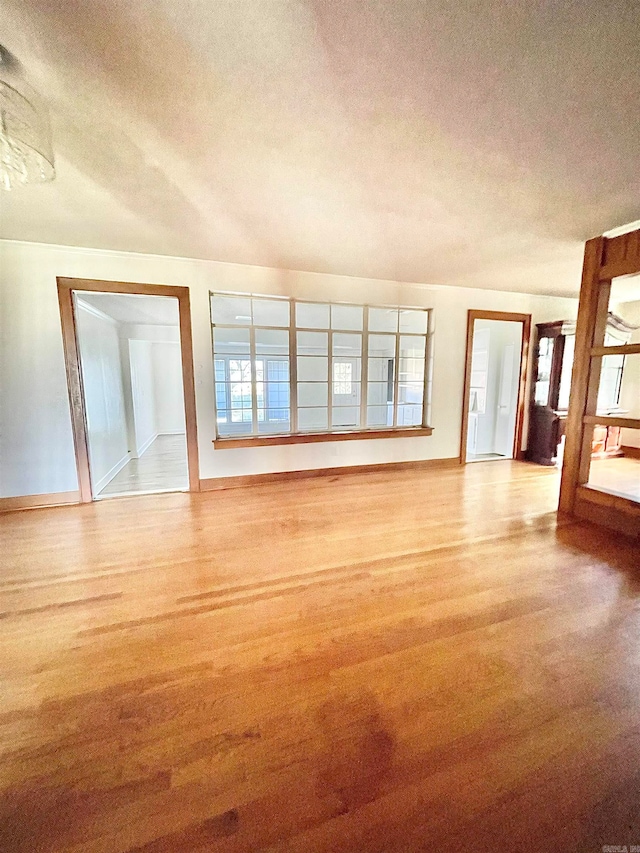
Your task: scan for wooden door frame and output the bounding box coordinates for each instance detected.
[57,277,200,502]
[459,309,532,465]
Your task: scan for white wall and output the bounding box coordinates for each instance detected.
[0,239,579,497]
[75,301,129,492]
[153,342,185,434]
[128,339,158,456]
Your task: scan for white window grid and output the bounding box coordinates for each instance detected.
[210,294,433,438]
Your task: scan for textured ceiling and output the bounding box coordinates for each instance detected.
[1,0,639,296]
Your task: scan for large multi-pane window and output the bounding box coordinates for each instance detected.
[211,293,430,438]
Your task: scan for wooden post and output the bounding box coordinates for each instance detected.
[558,237,604,513]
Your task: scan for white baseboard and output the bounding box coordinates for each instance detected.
[157,429,186,436]
[93,452,131,494]
[136,432,159,457]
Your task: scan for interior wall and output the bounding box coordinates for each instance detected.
[0,239,579,498]
[75,301,129,492]
[152,342,185,434]
[128,339,157,456]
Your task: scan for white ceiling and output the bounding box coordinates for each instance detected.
[1,0,639,297]
[76,292,179,326]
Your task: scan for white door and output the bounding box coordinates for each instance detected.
[494,342,519,458]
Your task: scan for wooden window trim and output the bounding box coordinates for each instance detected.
[213,426,433,449]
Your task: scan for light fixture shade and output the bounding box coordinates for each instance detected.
[0,79,55,190]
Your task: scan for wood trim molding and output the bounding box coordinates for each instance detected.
[200,456,460,491]
[577,484,640,512]
[621,445,640,460]
[57,277,200,500]
[459,309,531,465]
[0,491,80,513]
[583,415,640,430]
[575,495,640,539]
[590,343,640,357]
[213,427,433,449]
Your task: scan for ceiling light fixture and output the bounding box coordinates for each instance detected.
[0,45,55,190]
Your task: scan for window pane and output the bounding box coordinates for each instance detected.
[267,359,289,380]
[213,327,251,354]
[398,382,424,405]
[368,357,393,383]
[297,356,328,381]
[331,304,363,330]
[298,407,328,431]
[367,405,392,427]
[255,328,289,355]
[368,334,396,358]
[399,309,428,334]
[296,302,330,329]
[211,294,252,325]
[557,334,575,410]
[297,331,328,355]
[333,332,362,357]
[366,381,388,406]
[216,412,252,436]
[214,359,226,381]
[397,404,423,426]
[597,353,626,413]
[258,411,290,433]
[399,357,425,383]
[333,361,353,395]
[333,380,361,406]
[267,382,290,407]
[368,307,398,333]
[534,336,554,406]
[215,381,227,410]
[332,406,360,428]
[228,360,252,383]
[252,298,289,327]
[593,352,639,419]
[400,335,426,357]
[298,382,328,406]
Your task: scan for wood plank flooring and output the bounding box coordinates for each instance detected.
[1,460,639,852]
[98,434,188,498]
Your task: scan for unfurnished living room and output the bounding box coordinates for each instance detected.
[1,2,639,852]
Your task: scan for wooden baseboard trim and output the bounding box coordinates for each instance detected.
[621,445,640,460]
[0,491,81,513]
[200,457,461,492]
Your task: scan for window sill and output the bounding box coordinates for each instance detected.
[213,427,433,449]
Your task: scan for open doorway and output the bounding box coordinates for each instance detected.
[57,278,199,502]
[460,310,531,464]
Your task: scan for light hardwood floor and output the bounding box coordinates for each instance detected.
[588,455,640,501]
[98,434,188,497]
[1,461,639,852]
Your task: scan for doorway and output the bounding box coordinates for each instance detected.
[460,310,531,464]
[57,278,199,502]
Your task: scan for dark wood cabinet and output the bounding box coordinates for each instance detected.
[527,321,571,466]
[528,315,636,466]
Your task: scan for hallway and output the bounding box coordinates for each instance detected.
[98,434,188,497]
